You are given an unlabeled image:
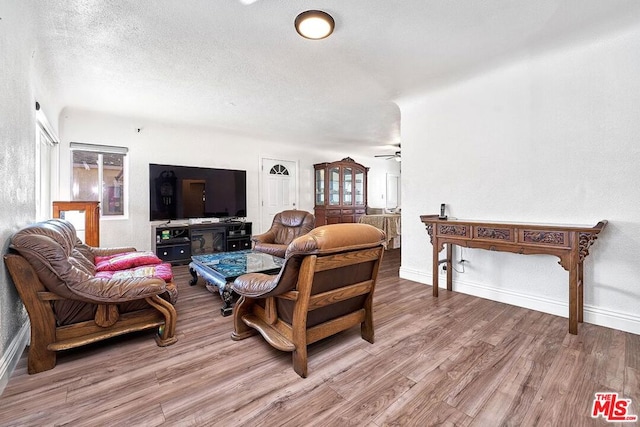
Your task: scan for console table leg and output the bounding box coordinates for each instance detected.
[446,244,453,291]
[432,239,439,297]
[578,262,584,323]
[569,261,579,335]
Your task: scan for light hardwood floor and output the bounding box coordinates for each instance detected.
[1,249,638,426]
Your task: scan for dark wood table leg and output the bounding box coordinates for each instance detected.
[432,237,439,297]
[219,284,237,317]
[578,261,584,323]
[188,266,198,286]
[446,243,453,291]
[569,259,579,335]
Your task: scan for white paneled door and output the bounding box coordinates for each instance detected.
[260,158,297,233]
[386,173,399,209]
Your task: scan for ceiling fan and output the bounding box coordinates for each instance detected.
[375,144,401,161]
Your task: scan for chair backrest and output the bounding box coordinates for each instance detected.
[247,223,385,320]
[9,219,96,300]
[269,210,315,245]
[291,223,385,325]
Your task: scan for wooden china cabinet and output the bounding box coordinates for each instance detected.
[314,157,368,226]
[52,201,100,246]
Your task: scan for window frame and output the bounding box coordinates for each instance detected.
[69,142,129,219]
[35,108,59,220]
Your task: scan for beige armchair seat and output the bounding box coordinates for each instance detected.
[232,223,386,377]
[4,219,178,374]
[251,210,315,258]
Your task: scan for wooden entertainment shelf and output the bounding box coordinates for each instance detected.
[152,221,252,265]
[420,215,607,335]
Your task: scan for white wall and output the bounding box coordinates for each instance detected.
[57,109,399,251]
[0,1,44,394]
[399,23,640,334]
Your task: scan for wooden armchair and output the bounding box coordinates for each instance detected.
[231,223,386,377]
[4,219,178,374]
[251,210,315,258]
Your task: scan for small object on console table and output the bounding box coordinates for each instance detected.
[439,203,447,220]
[419,215,607,335]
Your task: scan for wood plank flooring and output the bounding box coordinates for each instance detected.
[1,249,638,426]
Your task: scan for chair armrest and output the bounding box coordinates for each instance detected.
[251,231,277,244]
[90,247,137,257]
[252,243,287,258]
[68,276,168,304]
[232,272,288,298]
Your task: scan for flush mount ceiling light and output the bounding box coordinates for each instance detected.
[295,10,335,40]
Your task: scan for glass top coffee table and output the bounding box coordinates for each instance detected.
[188,250,284,316]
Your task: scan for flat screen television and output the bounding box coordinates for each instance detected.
[149,163,247,221]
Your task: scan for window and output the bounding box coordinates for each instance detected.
[70,143,128,217]
[269,164,290,175]
[35,107,59,220]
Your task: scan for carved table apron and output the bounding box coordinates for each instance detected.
[420,215,607,335]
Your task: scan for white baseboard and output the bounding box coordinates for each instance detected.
[0,321,29,397]
[399,267,640,336]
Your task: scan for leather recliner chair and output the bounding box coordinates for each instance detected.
[251,210,315,258]
[232,223,386,378]
[4,219,178,374]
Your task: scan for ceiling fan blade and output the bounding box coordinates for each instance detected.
[374,150,401,160]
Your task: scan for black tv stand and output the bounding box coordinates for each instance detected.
[219,216,245,223]
[153,221,252,265]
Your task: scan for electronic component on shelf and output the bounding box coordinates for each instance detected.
[439,203,447,220]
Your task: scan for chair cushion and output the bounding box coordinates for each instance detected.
[95,251,162,272]
[96,262,174,282]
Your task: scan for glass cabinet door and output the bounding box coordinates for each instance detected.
[315,169,325,205]
[343,167,353,205]
[329,167,340,205]
[355,169,364,206]
[52,201,100,246]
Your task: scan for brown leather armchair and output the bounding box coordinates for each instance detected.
[232,223,386,377]
[251,210,315,258]
[4,219,178,374]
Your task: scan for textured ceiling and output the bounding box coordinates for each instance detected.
[31,0,640,156]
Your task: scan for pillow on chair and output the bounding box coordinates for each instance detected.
[96,262,174,282]
[95,251,162,271]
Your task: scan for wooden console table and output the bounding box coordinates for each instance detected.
[420,215,607,335]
